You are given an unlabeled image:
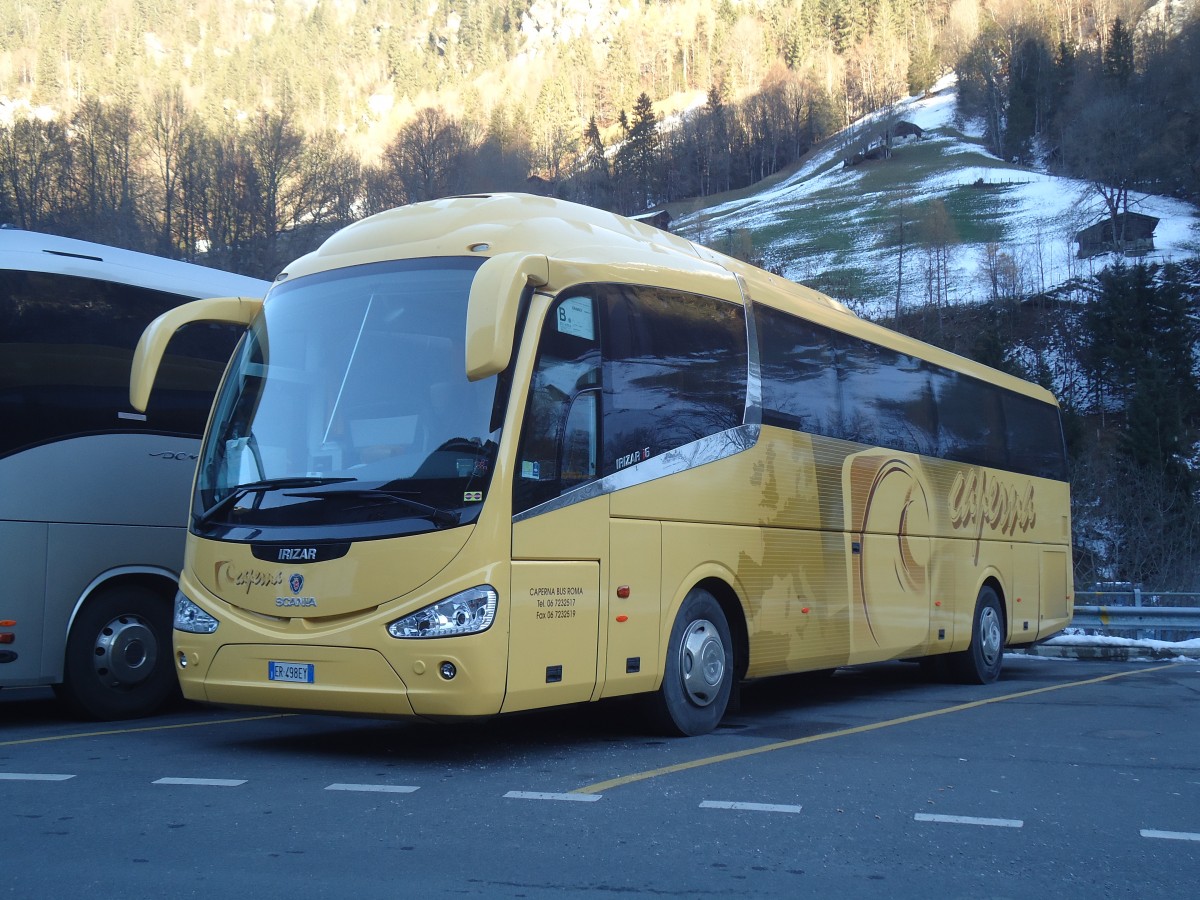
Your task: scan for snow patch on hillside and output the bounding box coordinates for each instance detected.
[676,73,1200,317]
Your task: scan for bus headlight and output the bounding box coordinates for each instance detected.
[174,591,219,634]
[387,586,498,639]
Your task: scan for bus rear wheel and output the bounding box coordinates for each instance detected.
[947,585,1005,685]
[648,588,733,736]
[56,584,179,720]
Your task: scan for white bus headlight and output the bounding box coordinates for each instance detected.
[174,591,219,634]
[387,586,498,639]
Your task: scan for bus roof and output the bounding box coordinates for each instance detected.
[279,194,1059,407]
[0,228,269,298]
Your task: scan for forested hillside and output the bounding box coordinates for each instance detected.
[4,1,1196,270]
[2,0,1199,587]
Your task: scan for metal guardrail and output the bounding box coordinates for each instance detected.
[1072,605,1200,630]
[1070,590,1200,639]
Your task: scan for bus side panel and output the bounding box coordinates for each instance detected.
[1038,548,1072,639]
[612,434,853,679]
[1,434,201,528]
[1010,542,1041,643]
[603,518,661,698]
[926,536,1011,655]
[42,523,184,670]
[660,521,851,679]
[0,521,49,685]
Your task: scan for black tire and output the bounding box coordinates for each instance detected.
[648,588,734,736]
[56,584,179,720]
[947,585,1005,685]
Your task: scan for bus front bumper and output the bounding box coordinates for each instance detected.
[176,641,507,719]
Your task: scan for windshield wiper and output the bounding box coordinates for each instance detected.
[197,476,357,525]
[283,486,461,528]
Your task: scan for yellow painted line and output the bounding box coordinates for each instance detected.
[0,712,295,747]
[573,663,1178,794]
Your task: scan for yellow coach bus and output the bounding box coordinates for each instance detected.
[129,194,1073,735]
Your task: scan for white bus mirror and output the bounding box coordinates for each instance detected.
[129,295,263,412]
[466,252,549,381]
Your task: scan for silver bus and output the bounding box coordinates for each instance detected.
[0,229,268,718]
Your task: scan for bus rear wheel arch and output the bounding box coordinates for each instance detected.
[56,581,180,720]
[648,587,735,736]
[947,583,1006,685]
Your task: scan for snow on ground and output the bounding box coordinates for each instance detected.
[675,73,1200,316]
[1051,632,1200,650]
[1041,631,1200,663]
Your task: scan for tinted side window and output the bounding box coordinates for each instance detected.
[933,369,1007,469]
[514,295,601,514]
[0,270,240,458]
[600,285,746,476]
[757,306,841,437]
[839,338,937,456]
[756,304,1066,481]
[1002,392,1067,481]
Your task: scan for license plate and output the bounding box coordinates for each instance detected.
[268,661,315,684]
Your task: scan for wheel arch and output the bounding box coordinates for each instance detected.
[66,566,179,643]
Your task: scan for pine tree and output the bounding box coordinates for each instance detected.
[1104,17,1135,87]
[1081,261,1199,583]
[622,92,661,212]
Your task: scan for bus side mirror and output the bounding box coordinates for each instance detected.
[466,252,549,382]
[129,295,263,412]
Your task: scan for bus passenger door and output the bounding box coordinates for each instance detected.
[504,555,600,713]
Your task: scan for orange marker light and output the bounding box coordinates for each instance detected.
[0,620,15,627]
[615,615,629,623]
[801,607,810,614]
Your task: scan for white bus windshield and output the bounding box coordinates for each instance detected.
[194,257,500,540]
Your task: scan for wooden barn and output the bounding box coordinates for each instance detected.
[1076,212,1159,258]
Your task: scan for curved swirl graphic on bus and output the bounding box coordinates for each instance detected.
[847,455,931,649]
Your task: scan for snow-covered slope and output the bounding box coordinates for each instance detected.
[674,74,1200,318]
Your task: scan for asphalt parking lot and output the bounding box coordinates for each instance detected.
[3,656,1198,898]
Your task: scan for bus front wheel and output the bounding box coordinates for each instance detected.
[948,585,1005,684]
[57,584,179,720]
[649,588,733,736]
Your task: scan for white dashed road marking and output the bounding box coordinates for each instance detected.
[153,777,247,787]
[504,791,602,802]
[915,813,1023,828]
[700,800,803,814]
[1141,829,1200,842]
[325,783,419,794]
[0,772,75,781]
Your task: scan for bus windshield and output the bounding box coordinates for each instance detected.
[194,257,499,540]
